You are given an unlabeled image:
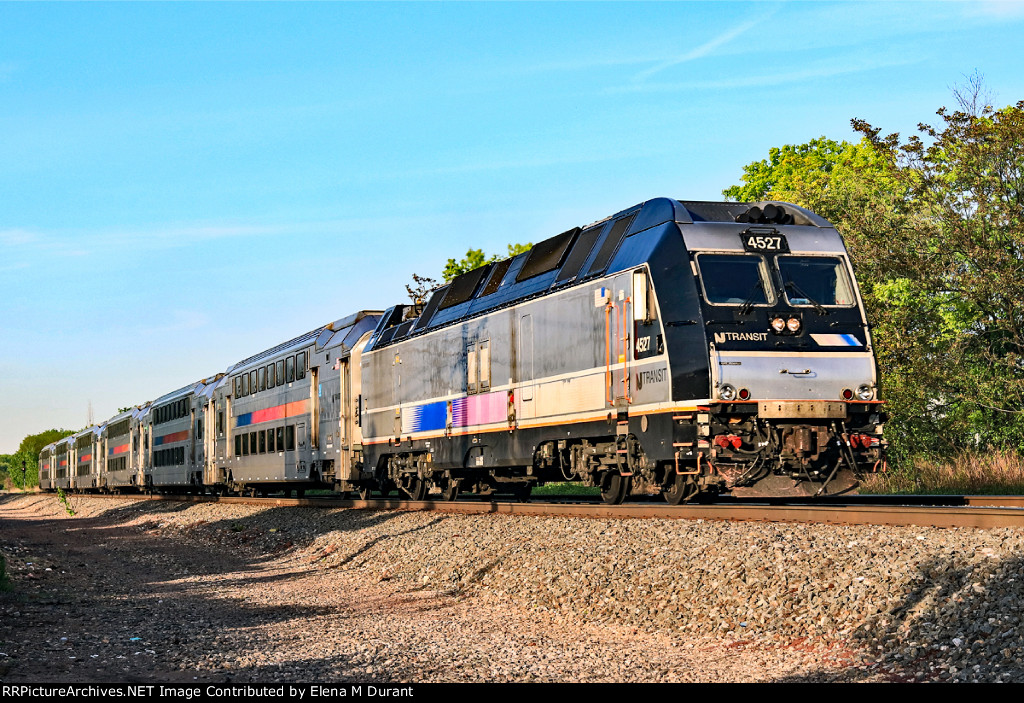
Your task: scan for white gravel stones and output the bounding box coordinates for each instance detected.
[3,493,1024,682]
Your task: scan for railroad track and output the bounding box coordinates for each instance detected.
[61,492,1024,530]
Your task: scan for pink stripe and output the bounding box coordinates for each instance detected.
[157,430,190,445]
[251,405,288,424]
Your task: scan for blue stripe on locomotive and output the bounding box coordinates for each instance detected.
[406,400,447,432]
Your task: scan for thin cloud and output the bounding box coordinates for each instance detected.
[380,147,663,180]
[634,18,762,82]
[0,228,38,246]
[2,222,301,258]
[0,61,18,83]
[611,55,921,95]
[138,309,211,336]
[969,0,1024,18]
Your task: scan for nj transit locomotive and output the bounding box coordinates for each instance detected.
[39,198,885,503]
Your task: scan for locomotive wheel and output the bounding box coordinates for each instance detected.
[663,470,698,505]
[402,477,429,501]
[510,484,532,503]
[600,473,631,505]
[441,478,461,502]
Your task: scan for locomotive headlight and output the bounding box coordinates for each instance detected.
[719,384,737,401]
[786,317,801,333]
[770,317,786,333]
[856,384,874,401]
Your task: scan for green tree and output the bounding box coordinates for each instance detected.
[724,94,1024,463]
[407,242,532,304]
[442,243,532,282]
[1,429,74,490]
[852,99,1024,454]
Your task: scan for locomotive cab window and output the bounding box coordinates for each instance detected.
[695,253,773,306]
[777,255,855,307]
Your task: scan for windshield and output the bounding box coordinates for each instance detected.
[696,254,772,306]
[777,256,855,307]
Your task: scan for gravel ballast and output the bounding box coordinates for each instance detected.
[1,492,1022,682]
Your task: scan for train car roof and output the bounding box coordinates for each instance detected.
[229,310,383,376]
[103,409,134,426]
[152,382,201,406]
[195,372,228,400]
[72,425,101,440]
[366,197,835,350]
[231,326,326,375]
[315,311,382,354]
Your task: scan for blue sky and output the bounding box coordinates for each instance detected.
[3,1,1024,452]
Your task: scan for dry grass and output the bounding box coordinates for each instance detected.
[862,450,1024,495]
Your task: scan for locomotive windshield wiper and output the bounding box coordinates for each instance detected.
[784,280,828,315]
[738,281,766,315]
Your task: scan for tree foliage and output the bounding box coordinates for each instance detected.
[1,428,74,490]
[724,90,1024,463]
[407,243,532,304]
[442,243,532,282]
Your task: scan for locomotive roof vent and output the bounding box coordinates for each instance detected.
[734,203,795,225]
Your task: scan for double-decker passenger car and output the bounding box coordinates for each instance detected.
[38,444,54,491]
[71,426,102,491]
[101,410,136,489]
[211,311,381,496]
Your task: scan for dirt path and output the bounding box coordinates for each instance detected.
[0,492,878,683]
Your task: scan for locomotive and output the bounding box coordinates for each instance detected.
[39,198,885,503]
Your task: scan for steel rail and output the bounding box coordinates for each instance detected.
[63,492,1024,529]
